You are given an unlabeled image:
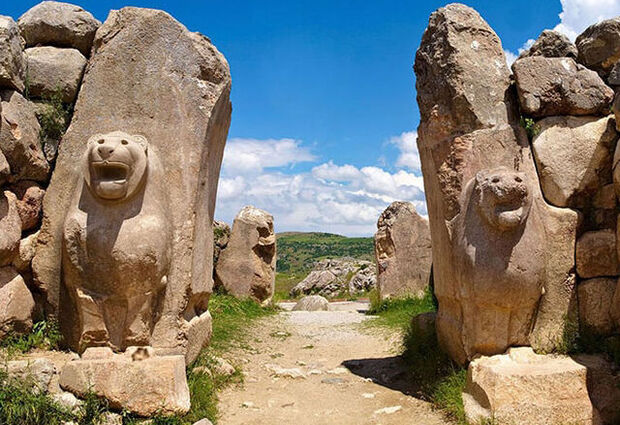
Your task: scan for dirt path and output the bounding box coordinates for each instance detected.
[217,301,450,425]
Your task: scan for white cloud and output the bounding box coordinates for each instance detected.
[554,0,620,40]
[504,49,518,66]
[389,131,422,172]
[215,134,427,236]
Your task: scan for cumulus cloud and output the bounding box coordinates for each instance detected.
[554,0,620,40]
[389,131,422,173]
[215,135,427,236]
[504,49,518,66]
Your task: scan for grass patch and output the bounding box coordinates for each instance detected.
[366,288,436,330]
[273,271,306,302]
[0,320,63,357]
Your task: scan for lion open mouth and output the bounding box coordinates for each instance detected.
[92,161,130,184]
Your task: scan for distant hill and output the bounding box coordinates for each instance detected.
[276,232,374,274]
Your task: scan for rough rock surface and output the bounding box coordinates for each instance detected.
[512,56,613,117]
[463,347,599,425]
[6,358,55,392]
[32,7,232,364]
[415,4,579,363]
[576,230,619,278]
[25,46,86,103]
[0,190,22,266]
[18,1,100,56]
[213,220,230,266]
[215,206,276,304]
[574,354,620,425]
[533,116,617,208]
[0,266,35,338]
[576,17,620,76]
[374,201,431,299]
[578,278,616,336]
[292,295,329,311]
[290,258,376,298]
[60,347,190,416]
[519,30,577,59]
[13,230,38,273]
[11,180,45,231]
[0,16,25,91]
[0,90,49,182]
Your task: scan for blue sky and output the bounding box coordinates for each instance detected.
[6,0,620,235]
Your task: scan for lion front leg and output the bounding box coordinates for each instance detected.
[74,287,110,352]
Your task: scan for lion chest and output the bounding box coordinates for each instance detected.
[63,208,169,297]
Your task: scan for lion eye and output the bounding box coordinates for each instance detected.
[492,177,500,183]
[121,140,128,145]
[97,139,105,144]
[515,176,522,183]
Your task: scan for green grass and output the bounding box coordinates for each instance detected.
[273,271,306,302]
[366,288,436,330]
[0,320,63,357]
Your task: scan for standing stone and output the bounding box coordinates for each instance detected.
[374,201,431,299]
[519,30,577,59]
[576,17,620,77]
[0,190,21,266]
[463,347,599,425]
[578,278,616,336]
[24,46,87,103]
[415,4,578,363]
[215,206,276,304]
[0,90,49,182]
[576,230,619,278]
[32,7,232,364]
[512,57,613,117]
[0,16,25,92]
[533,116,617,208]
[0,266,35,338]
[18,1,100,56]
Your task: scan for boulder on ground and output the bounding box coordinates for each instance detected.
[0,191,22,266]
[374,201,431,299]
[576,229,619,278]
[576,17,620,76]
[293,295,329,311]
[0,90,49,182]
[519,29,577,59]
[463,347,600,425]
[59,347,190,416]
[0,266,35,338]
[6,358,55,392]
[348,265,376,293]
[578,278,616,336]
[24,46,87,103]
[574,354,620,425]
[18,1,100,56]
[289,258,376,298]
[533,116,617,208]
[11,180,45,231]
[215,206,276,304]
[0,16,25,92]
[512,56,613,117]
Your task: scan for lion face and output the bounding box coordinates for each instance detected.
[83,131,148,201]
[474,167,532,231]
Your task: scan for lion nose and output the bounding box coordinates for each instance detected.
[98,145,115,159]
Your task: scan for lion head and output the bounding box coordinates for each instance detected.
[83,131,148,201]
[473,167,532,231]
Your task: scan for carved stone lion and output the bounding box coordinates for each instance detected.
[62,131,171,352]
[453,166,545,357]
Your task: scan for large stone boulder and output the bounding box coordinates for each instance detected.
[60,347,189,416]
[0,266,35,338]
[512,57,613,117]
[374,201,431,299]
[0,90,49,182]
[519,29,577,59]
[415,4,578,363]
[0,190,22,266]
[289,258,375,298]
[0,16,25,92]
[578,277,617,336]
[463,347,600,425]
[212,220,230,266]
[574,354,620,425]
[6,358,55,392]
[533,116,617,208]
[576,17,620,77]
[292,295,329,311]
[215,206,276,304]
[576,230,619,278]
[11,180,45,231]
[18,1,100,56]
[32,7,232,364]
[24,46,87,103]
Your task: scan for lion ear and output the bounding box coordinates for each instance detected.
[87,133,104,146]
[132,134,149,153]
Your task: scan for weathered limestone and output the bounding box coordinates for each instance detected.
[0,266,35,338]
[374,201,432,299]
[578,278,616,335]
[533,116,617,208]
[513,57,613,117]
[6,358,55,392]
[576,230,619,278]
[292,295,329,311]
[59,347,190,416]
[0,16,25,91]
[463,347,599,425]
[0,190,22,266]
[25,46,87,103]
[13,230,38,273]
[289,258,376,298]
[574,354,620,425]
[519,30,577,59]
[215,206,276,304]
[0,90,49,182]
[213,220,230,266]
[32,7,232,363]
[576,17,620,77]
[18,1,100,56]
[11,180,45,231]
[415,4,578,363]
